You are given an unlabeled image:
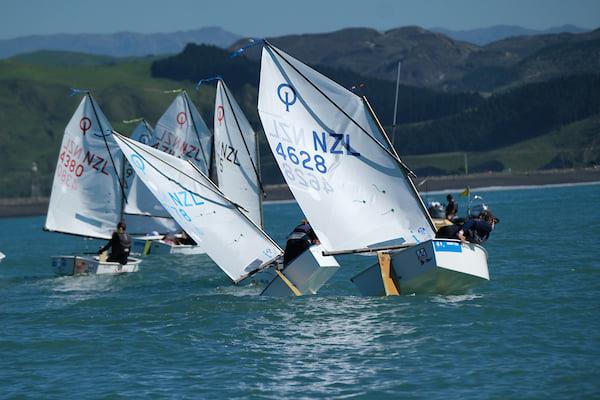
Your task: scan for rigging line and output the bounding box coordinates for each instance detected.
[182,91,211,173]
[115,132,244,210]
[220,81,266,197]
[87,93,128,208]
[265,42,411,175]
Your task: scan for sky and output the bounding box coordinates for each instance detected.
[0,0,599,40]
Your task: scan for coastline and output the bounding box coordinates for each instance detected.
[2,167,599,217]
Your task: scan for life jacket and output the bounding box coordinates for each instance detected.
[111,232,132,264]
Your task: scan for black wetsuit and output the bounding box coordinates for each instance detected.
[283,223,317,265]
[99,232,132,264]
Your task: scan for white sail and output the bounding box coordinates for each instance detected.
[123,120,179,234]
[214,80,262,226]
[257,44,435,252]
[113,132,282,282]
[153,91,213,175]
[45,94,123,239]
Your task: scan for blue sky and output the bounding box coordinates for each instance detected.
[1,0,599,39]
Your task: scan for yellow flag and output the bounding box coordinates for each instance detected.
[460,186,470,197]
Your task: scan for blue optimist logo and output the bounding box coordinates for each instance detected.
[277,83,297,112]
[130,154,145,173]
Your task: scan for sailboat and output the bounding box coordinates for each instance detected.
[212,78,340,295]
[256,42,489,295]
[129,91,212,255]
[45,93,141,275]
[0,251,5,262]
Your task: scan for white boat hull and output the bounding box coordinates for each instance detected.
[351,239,489,296]
[132,239,205,256]
[261,244,340,296]
[0,251,5,262]
[51,255,141,276]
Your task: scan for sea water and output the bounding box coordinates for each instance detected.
[0,183,599,398]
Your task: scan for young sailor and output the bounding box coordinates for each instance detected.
[283,219,320,265]
[98,222,132,264]
[445,194,458,221]
[436,210,499,245]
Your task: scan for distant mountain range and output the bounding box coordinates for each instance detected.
[0,27,241,58]
[0,24,590,60]
[430,24,589,45]
[234,26,600,92]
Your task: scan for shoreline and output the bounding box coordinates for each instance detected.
[2,167,599,217]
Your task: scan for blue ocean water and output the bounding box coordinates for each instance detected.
[1,183,599,399]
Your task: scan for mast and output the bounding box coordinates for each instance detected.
[87,93,127,213]
[256,131,264,229]
[391,60,402,146]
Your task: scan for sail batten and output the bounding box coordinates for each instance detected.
[257,44,436,252]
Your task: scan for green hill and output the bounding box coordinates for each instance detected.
[0,47,598,198]
[402,114,600,175]
[0,54,217,197]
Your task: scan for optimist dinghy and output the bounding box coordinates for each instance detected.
[114,131,338,295]
[256,42,489,295]
[44,92,142,276]
[51,255,140,275]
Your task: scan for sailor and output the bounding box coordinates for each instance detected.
[98,221,132,264]
[445,194,458,221]
[283,219,320,265]
[436,210,499,244]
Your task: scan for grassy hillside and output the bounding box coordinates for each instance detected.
[0,49,598,198]
[0,55,218,197]
[402,114,600,175]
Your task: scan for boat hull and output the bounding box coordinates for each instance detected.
[132,239,205,256]
[261,244,340,296]
[351,239,489,296]
[51,256,141,276]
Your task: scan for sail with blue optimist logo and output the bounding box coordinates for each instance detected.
[113,132,282,282]
[257,43,436,252]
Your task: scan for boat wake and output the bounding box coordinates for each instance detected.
[431,293,483,306]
